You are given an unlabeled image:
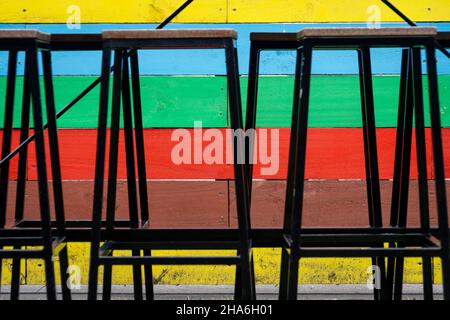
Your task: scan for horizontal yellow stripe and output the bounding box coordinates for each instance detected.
[1,0,448,23]
[1,0,227,24]
[229,0,450,23]
[0,244,440,285]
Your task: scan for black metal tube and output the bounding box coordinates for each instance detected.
[381,0,450,58]
[156,0,194,29]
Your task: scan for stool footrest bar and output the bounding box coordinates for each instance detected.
[98,255,241,266]
[297,247,442,258]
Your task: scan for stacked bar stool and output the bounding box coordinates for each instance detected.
[0,30,71,300]
[280,27,449,300]
[46,33,146,300]
[87,29,254,300]
[246,27,450,300]
[245,31,386,300]
[6,33,148,299]
[386,31,450,300]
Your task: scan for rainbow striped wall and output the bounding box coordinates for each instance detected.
[1,1,450,286]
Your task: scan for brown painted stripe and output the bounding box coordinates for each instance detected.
[230,180,446,228]
[4,180,449,228]
[4,180,228,228]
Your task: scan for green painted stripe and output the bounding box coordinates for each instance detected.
[1,75,449,128]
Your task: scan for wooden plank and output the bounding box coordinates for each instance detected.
[23,128,435,180]
[5,179,447,229]
[297,27,437,38]
[103,29,237,39]
[5,180,229,228]
[2,75,449,128]
[228,0,450,23]
[1,1,448,23]
[0,29,50,40]
[441,127,450,179]
[0,130,22,178]
[0,0,227,23]
[229,180,446,228]
[1,23,450,76]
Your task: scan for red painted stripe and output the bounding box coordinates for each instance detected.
[2,128,443,180]
[0,130,21,178]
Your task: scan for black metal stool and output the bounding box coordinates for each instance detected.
[245,30,387,300]
[3,33,143,300]
[46,33,148,301]
[0,30,71,300]
[87,29,254,300]
[246,27,450,300]
[283,27,449,301]
[386,31,450,300]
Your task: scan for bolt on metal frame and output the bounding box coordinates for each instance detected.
[0,31,71,300]
[87,31,255,300]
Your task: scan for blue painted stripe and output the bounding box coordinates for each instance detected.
[0,22,449,75]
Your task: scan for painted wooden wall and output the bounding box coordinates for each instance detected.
[1,0,449,285]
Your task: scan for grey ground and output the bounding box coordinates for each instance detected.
[0,284,444,300]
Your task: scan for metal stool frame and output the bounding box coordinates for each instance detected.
[280,34,449,301]
[0,34,71,300]
[245,32,449,300]
[87,34,254,300]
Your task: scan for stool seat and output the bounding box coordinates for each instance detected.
[49,33,103,50]
[437,31,450,47]
[50,33,102,43]
[297,27,437,39]
[0,29,50,41]
[250,32,298,42]
[103,29,237,40]
[437,31,450,41]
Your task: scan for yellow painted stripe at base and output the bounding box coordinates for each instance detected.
[1,0,449,23]
[0,244,442,285]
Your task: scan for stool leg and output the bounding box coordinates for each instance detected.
[41,50,72,300]
[102,251,113,300]
[287,45,313,300]
[0,50,17,227]
[236,43,259,300]
[10,253,21,300]
[10,51,33,300]
[9,50,32,301]
[121,52,144,300]
[411,47,433,300]
[244,42,260,206]
[279,48,302,300]
[425,42,450,301]
[243,44,260,299]
[237,45,256,300]
[11,50,31,300]
[386,49,410,300]
[102,49,124,300]
[225,40,253,300]
[88,46,112,301]
[0,49,17,296]
[393,50,415,301]
[29,46,57,300]
[357,47,386,300]
[129,51,154,300]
